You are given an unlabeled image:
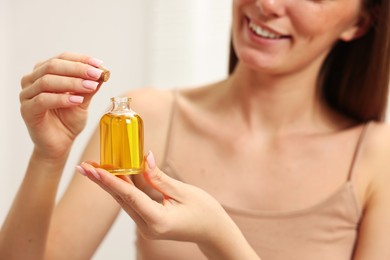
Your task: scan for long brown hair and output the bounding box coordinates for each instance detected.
[228,0,390,122]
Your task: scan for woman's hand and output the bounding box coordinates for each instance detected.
[77,152,229,242]
[76,152,260,260]
[20,52,106,160]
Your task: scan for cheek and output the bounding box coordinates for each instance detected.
[231,1,246,37]
[290,5,359,40]
[290,6,328,36]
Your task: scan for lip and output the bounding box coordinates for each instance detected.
[245,17,291,42]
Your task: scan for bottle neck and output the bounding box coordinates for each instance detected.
[111,97,131,112]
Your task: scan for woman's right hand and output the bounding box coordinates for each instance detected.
[20,52,107,161]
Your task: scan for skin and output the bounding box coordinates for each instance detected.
[1,0,390,259]
[76,153,259,260]
[233,0,366,75]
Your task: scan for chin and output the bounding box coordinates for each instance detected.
[237,48,282,75]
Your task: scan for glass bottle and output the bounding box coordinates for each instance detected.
[100,97,144,175]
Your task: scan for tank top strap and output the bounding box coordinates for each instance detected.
[160,89,179,172]
[346,121,371,181]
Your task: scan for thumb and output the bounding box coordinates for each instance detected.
[144,151,183,200]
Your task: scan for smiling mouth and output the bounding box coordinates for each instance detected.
[248,20,288,39]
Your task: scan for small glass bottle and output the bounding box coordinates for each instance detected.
[100,97,144,175]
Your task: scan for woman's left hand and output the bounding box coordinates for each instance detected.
[77,151,231,242]
[77,151,260,259]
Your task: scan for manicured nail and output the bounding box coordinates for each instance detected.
[80,162,101,180]
[87,67,103,79]
[82,80,99,90]
[69,95,84,104]
[90,167,101,180]
[75,165,87,176]
[88,57,104,67]
[146,151,156,170]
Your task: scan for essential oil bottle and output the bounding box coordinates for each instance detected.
[100,97,144,175]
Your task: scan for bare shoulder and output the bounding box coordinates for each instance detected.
[360,121,390,201]
[363,121,390,165]
[122,87,176,163]
[353,122,390,257]
[124,87,175,126]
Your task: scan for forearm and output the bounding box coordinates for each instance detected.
[0,149,68,260]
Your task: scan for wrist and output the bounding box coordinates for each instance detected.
[198,213,260,260]
[27,147,71,180]
[31,146,71,167]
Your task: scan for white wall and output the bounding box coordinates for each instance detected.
[0,1,232,259]
[0,1,9,169]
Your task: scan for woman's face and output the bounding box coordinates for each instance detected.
[232,0,367,76]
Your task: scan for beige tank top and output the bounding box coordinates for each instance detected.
[135,91,368,260]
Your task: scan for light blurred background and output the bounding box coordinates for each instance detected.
[1,1,389,259]
[0,1,232,259]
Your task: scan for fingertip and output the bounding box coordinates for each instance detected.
[81,162,101,180]
[86,67,104,80]
[143,152,176,195]
[90,169,101,180]
[146,151,156,170]
[69,95,84,104]
[84,160,100,167]
[88,57,104,68]
[82,80,99,90]
[143,151,156,184]
[75,165,87,176]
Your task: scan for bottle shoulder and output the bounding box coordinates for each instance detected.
[104,109,139,117]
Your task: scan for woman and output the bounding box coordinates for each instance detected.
[1,0,390,259]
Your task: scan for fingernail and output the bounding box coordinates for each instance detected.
[88,57,104,67]
[82,80,99,90]
[87,67,103,79]
[81,162,101,180]
[76,165,87,176]
[69,95,84,104]
[90,168,101,180]
[146,151,156,170]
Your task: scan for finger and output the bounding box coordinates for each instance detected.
[34,52,103,70]
[116,174,133,183]
[20,80,101,112]
[80,162,133,184]
[22,52,104,88]
[78,81,104,110]
[93,166,166,224]
[77,163,147,227]
[34,59,103,83]
[144,151,184,201]
[20,92,84,120]
[22,59,104,89]
[83,160,100,168]
[20,74,99,101]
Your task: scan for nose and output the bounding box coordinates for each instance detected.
[255,0,286,18]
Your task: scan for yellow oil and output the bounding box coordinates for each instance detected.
[100,108,144,175]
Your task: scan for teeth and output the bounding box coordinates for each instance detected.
[249,21,282,39]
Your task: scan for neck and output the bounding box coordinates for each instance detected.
[225,63,342,134]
